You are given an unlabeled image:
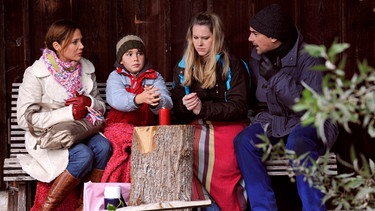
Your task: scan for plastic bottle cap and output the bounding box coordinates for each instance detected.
[104,186,121,198]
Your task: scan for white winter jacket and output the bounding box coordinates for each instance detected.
[16,57,106,182]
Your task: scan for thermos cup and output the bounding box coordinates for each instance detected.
[104,186,125,209]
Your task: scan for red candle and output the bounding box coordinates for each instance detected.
[159,107,170,125]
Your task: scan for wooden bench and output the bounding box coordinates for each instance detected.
[3,82,338,210]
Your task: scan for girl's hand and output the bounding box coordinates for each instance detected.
[182,93,202,115]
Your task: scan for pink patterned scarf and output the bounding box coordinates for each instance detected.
[42,48,82,98]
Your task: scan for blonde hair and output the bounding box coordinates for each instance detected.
[183,12,230,89]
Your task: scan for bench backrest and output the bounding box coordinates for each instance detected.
[9,83,26,158]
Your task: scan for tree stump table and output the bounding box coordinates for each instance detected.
[127,124,209,210]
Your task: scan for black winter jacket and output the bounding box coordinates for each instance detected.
[171,55,250,123]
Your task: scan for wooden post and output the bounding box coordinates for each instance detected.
[129,125,195,208]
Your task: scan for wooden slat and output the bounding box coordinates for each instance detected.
[4,158,22,167]
[165,82,173,91]
[3,176,35,182]
[10,149,27,154]
[4,169,28,175]
[3,158,34,182]
[10,143,26,148]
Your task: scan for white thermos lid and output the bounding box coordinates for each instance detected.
[104,186,121,199]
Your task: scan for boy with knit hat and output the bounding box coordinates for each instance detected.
[234,4,338,211]
[101,35,173,182]
[107,34,172,120]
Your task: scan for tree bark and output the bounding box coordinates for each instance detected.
[129,125,195,209]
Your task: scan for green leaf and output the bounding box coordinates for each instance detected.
[346,178,365,189]
[106,203,117,210]
[350,146,358,163]
[328,43,350,63]
[310,64,328,71]
[370,159,375,175]
[355,187,375,201]
[336,54,347,75]
[304,44,326,58]
[368,120,375,138]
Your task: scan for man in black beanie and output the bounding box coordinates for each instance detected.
[234,4,338,211]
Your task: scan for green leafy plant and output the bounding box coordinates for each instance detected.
[294,38,375,142]
[259,39,375,210]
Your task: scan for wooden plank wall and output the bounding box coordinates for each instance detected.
[1,0,374,193]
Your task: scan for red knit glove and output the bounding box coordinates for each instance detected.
[65,93,91,120]
[71,104,88,120]
[65,93,92,107]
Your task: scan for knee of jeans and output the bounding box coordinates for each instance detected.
[68,145,94,177]
[95,137,113,157]
[235,134,264,157]
[235,127,263,146]
[77,147,95,167]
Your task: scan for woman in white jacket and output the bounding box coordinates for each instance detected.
[16,19,112,210]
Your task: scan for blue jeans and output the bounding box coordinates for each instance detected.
[67,133,113,179]
[234,123,326,211]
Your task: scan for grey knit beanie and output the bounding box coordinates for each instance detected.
[116,35,145,62]
[250,4,291,41]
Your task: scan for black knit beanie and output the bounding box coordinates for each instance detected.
[250,4,291,41]
[116,35,145,63]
